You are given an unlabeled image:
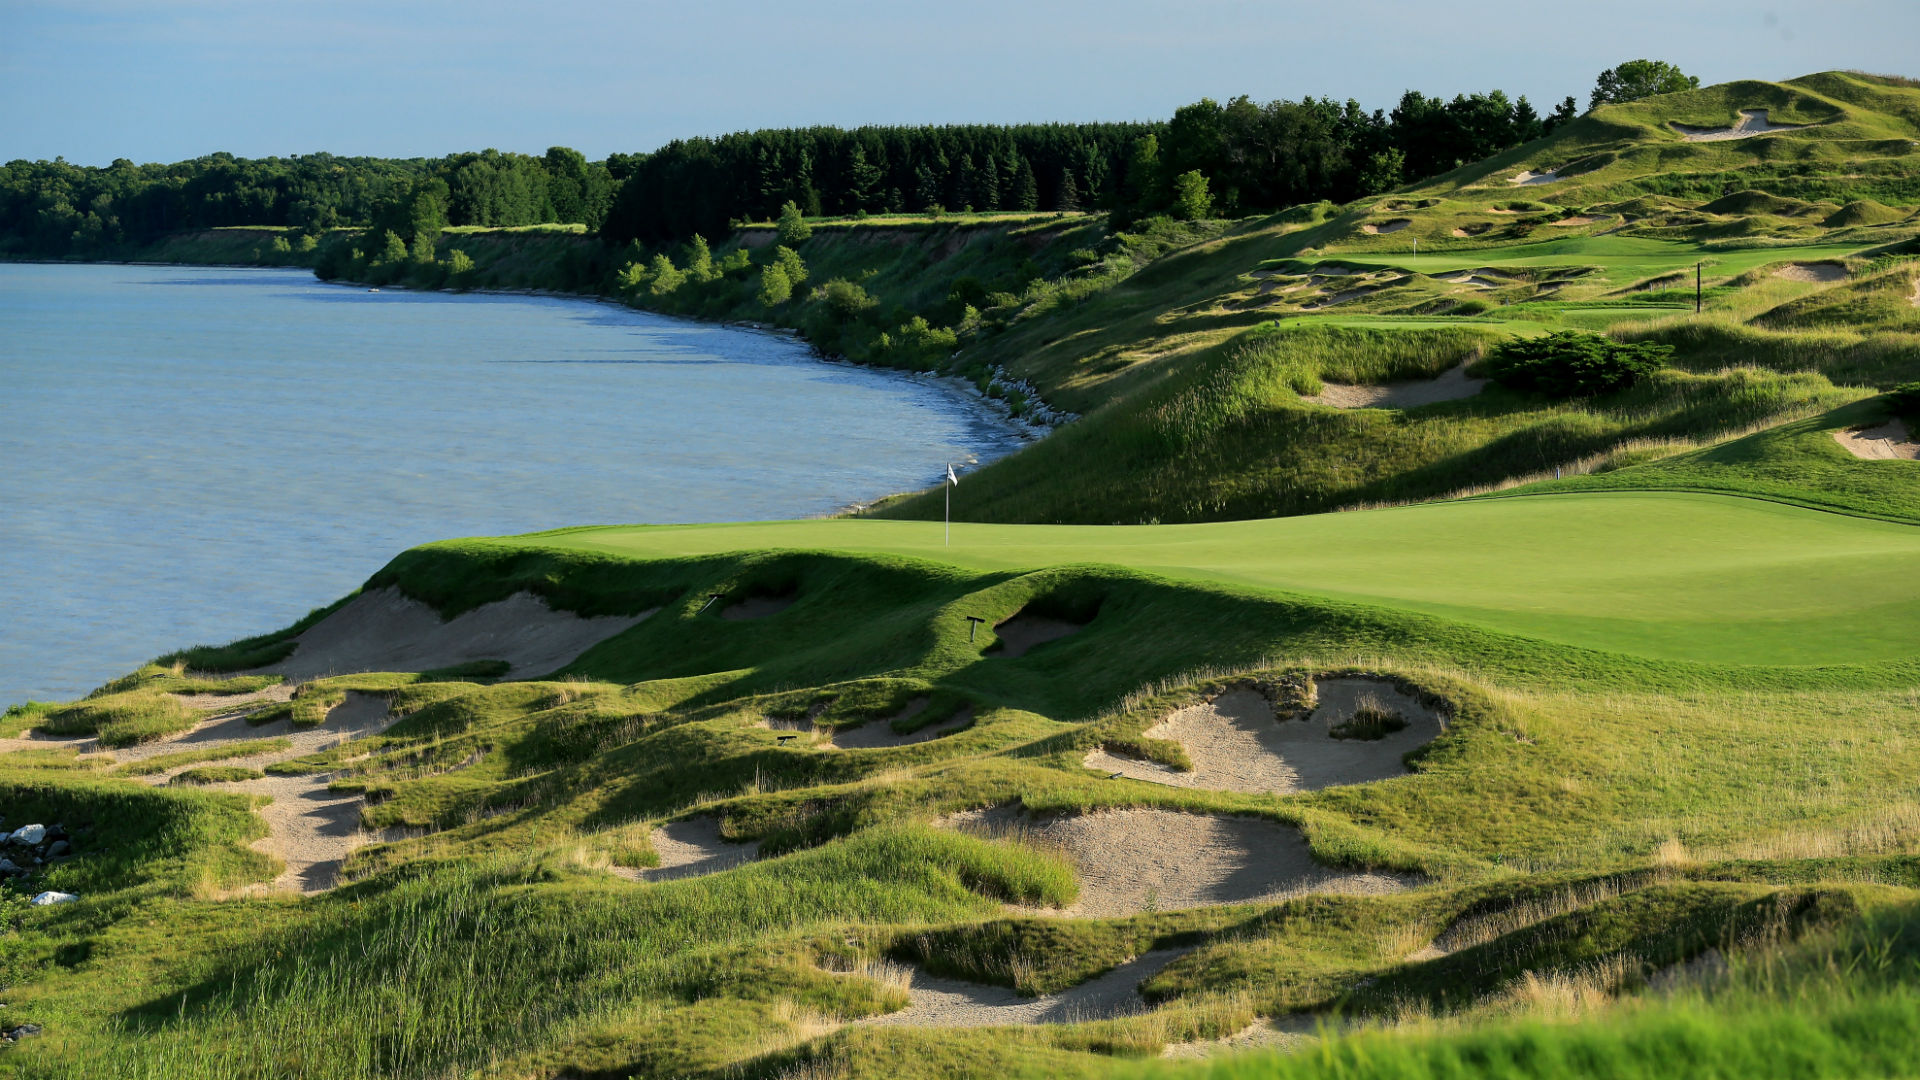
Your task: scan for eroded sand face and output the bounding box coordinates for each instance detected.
[1774,262,1848,283]
[1304,364,1487,410]
[947,806,1412,917]
[259,587,654,681]
[1833,420,1920,461]
[1086,680,1444,794]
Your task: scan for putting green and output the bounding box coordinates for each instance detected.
[513,492,1920,665]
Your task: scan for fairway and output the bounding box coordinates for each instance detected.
[1283,237,1880,288]
[506,492,1920,666]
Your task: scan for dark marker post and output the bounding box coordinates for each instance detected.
[965,615,986,642]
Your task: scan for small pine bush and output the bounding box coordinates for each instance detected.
[1484,331,1671,397]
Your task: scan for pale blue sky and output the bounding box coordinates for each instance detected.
[2,0,1915,166]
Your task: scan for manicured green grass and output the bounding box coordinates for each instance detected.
[496,490,1920,665]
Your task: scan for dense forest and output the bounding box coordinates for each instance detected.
[0,86,1579,257]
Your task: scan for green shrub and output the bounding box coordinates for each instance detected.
[1484,331,1671,397]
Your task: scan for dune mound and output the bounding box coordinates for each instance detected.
[721,592,796,620]
[1086,679,1444,794]
[260,587,652,681]
[948,806,1411,916]
[988,613,1083,658]
[632,817,760,882]
[831,703,974,748]
[1304,364,1486,410]
[1833,420,1920,461]
[1361,219,1412,235]
[1671,108,1809,142]
[868,949,1192,1027]
[1774,262,1848,283]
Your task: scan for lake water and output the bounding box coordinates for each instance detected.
[0,263,1023,706]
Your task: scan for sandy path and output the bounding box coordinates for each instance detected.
[628,817,760,882]
[868,949,1193,1026]
[1833,420,1920,461]
[1774,262,1848,283]
[949,807,1411,917]
[257,587,653,681]
[224,693,400,893]
[1672,109,1809,141]
[1162,1016,1321,1058]
[1087,681,1443,794]
[989,615,1082,658]
[1305,364,1486,410]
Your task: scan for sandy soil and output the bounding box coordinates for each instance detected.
[1162,1016,1321,1058]
[1910,277,1919,307]
[721,595,796,620]
[1833,420,1920,461]
[1672,109,1808,142]
[948,806,1412,917]
[1360,219,1412,235]
[989,614,1083,658]
[633,817,760,881]
[1304,364,1487,410]
[1774,262,1848,283]
[1086,680,1443,794]
[831,703,974,749]
[258,587,653,681]
[1509,169,1560,186]
[867,949,1193,1026]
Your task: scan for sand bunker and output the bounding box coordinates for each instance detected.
[948,807,1411,916]
[1548,215,1601,227]
[1162,1016,1321,1059]
[831,703,974,749]
[1671,109,1809,142]
[1833,420,1920,461]
[1912,277,1920,307]
[259,587,652,681]
[720,594,796,620]
[1303,364,1486,410]
[989,614,1083,658]
[1774,262,1848,283]
[1451,222,1492,238]
[1360,219,1412,235]
[868,949,1192,1027]
[1509,169,1560,186]
[634,817,760,881]
[1086,680,1443,794]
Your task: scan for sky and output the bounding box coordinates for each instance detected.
[3,0,1917,166]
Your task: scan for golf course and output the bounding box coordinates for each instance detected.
[5,66,1920,1080]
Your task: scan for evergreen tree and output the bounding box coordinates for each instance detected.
[1055,167,1080,211]
[953,153,980,211]
[1544,95,1581,134]
[846,145,883,211]
[978,153,1002,211]
[1011,155,1039,211]
[913,163,942,211]
[1512,96,1544,143]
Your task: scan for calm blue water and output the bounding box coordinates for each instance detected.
[0,263,1022,706]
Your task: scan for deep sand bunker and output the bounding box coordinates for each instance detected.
[1086,680,1444,794]
[631,817,760,882]
[1671,109,1810,142]
[1303,365,1487,410]
[868,949,1194,1027]
[260,587,653,680]
[830,702,974,748]
[947,806,1411,916]
[1774,262,1848,283]
[1833,420,1920,461]
[988,613,1083,658]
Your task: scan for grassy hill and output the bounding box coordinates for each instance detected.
[7,71,1920,1079]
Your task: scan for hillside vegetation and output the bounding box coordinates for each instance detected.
[6,69,1920,1080]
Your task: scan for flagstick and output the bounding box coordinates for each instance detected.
[945,465,951,546]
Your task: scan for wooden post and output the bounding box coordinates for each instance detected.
[1696,262,1702,314]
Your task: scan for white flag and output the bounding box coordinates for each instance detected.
[946,463,959,486]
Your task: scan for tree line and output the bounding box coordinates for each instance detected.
[3,62,1695,258]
